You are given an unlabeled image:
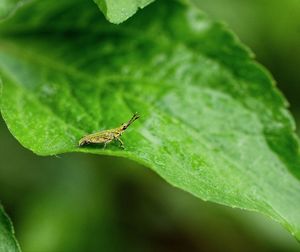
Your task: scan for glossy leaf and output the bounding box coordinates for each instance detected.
[0,0,300,240]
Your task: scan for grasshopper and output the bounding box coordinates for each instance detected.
[79,113,140,149]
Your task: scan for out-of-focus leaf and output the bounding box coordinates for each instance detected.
[0,0,23,20]
[0,206,20,252]
[0,0,300,240]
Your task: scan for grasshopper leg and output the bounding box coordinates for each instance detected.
[116,138,124,149]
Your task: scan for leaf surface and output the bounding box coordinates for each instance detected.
[93,0,154,24]
[0,207,20,252]
[0,0,300,240]
[0,0,22,20]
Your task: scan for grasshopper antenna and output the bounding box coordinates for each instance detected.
[122,112,140,130]
[129,112,140,124]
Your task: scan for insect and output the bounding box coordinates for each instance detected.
[79,112,140,149]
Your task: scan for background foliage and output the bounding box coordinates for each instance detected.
[0,0,300,251]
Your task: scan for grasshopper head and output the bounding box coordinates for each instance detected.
[121,123,128,130]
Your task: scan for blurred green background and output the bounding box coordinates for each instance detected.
[1,0,300,251]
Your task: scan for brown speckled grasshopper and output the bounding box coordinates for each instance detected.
[79,113,140,149]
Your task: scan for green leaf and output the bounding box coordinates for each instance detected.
[0,0,22,20]
[0,0,154,23]
[93,0,155,24]
[1,0,300,240]
[0,206,20,252]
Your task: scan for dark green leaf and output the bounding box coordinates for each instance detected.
[1,0,300,240]
[0,206,20,252]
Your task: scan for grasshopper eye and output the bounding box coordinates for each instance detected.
[122,123,127,130]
